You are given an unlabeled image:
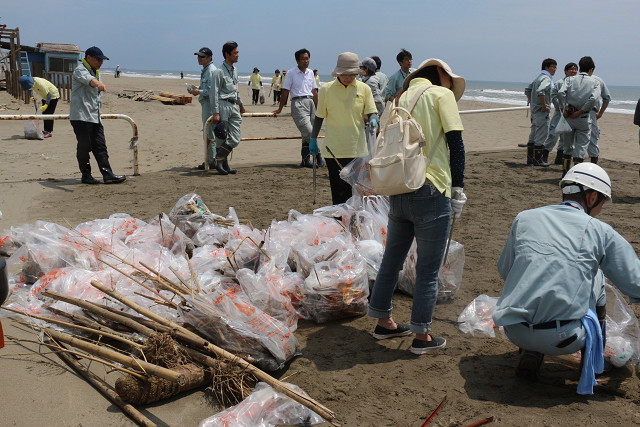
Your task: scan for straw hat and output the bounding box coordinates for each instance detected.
[331,52,361,77]
[403,58,466,101]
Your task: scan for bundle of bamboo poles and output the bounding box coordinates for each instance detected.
[2,248,339,427]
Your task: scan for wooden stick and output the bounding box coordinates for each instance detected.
[2,307,143,348]
[43,327,186,385]
[138,261,190,296]
[240,135,323,141]
[42,290,157,337]
[89,280,338,425]
[97,257,179,309]
[48,341,157,427]
[185,254,201,294]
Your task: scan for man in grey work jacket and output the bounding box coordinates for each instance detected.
[525,58,556,166]
[557,57,600,168]
[582,57,610,165]
[189,47,216,170]
[70,46,125,185]
[493,163,640,387]
[210,41,245,175]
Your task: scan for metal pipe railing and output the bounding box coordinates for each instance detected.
[202,106,530,171]
[0,113,140,175]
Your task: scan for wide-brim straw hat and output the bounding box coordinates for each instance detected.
[331,52,361,77]
[403,58,466,101]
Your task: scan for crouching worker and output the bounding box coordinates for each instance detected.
[493,163,640,393]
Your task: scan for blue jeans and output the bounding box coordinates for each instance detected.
[368,182,451,334]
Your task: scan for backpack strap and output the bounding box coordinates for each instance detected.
[405,84,433,115]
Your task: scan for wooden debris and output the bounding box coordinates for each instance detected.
[117,90,155,102]
[158,91,192,104]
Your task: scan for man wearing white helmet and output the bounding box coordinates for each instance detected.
[493,163,640,393]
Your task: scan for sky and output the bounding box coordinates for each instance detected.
[2,0,639,86]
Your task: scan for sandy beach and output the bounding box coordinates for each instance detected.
[1,74,639,426]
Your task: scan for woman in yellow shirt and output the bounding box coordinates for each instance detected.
[367,59,468,355]
[19,75,60,137]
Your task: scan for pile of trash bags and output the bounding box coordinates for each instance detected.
[0,193,465,371]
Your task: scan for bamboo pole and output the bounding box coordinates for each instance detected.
[90,280,338,425]
[48,341,157,427]
[43,328,186,385]
[240,135,325,141]
[42,290,158,337]
[2,307,143,348]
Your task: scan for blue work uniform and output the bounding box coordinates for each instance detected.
[587,74,611,159]
[198,62,217,163]
[385,68,414,101]
[557,73,599,160]
[525,72,553,148]
[494,202,640,356]
[211,62,243,149]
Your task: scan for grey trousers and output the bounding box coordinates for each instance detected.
[291,98,316,147]
[529,110,550,147]
[587,110,600,158]
[503,271,606,356]
[544,108,562,151]
[566,114,592,159]
[215,100,242,149]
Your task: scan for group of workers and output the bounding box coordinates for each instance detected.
[12,45,640,395]
[525,56,610,177]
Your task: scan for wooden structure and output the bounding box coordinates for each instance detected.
[0,28,81,102]
[0,26,29,102]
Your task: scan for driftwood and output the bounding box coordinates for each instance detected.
[90,280,338,425]
[116,363,212,405]
[158,91,192,104]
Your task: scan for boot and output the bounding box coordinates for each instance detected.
[554,150,564,165]
[590,156,598,164]
[300,144,313,168]
[541,149,550,165]
[534,147,549,167]
[95,154,126,184]
[562,155,572,177]
[222,159,237,174]
[214,143,233,175]
[316,153,325,167]
[79,162,100,185]
[526,144,534,165]
[573,157,584,166]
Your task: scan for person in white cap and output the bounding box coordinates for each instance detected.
[493,163,640,391]
[308,52,377,204]
[367,58,467,355]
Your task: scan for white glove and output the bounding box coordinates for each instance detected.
[450,187,467,218]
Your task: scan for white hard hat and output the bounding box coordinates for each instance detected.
[560,163,612,200]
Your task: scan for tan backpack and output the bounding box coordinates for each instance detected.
[369,85,443,196]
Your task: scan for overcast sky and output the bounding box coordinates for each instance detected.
[2,0,639,85]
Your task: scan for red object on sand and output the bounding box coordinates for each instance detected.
[422,395,447,426]
[0,320,4,348]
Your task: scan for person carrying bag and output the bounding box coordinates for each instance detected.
[367,58,468,355]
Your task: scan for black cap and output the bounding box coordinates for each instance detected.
[195,47,213,58]
[85,46,109,60]
[214,122,227,140]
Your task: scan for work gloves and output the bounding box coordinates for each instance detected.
[450,187,467,218]
[309,138,319,156]
[40,104,48,112]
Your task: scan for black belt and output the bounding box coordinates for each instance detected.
[223,98,236,104]
[292,95,313,100]
[521,319,574,330]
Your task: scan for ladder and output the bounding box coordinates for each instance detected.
[19,51,31,76]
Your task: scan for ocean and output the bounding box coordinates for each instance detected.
[103,68,640,115]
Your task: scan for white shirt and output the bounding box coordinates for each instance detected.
[283,67,317,97]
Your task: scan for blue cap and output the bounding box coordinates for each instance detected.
[85,46,109,60]
[19,75,34,90]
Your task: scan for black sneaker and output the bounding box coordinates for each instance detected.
[372,323,412,340]
[515,350,544,380]
[409,336,446,354]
